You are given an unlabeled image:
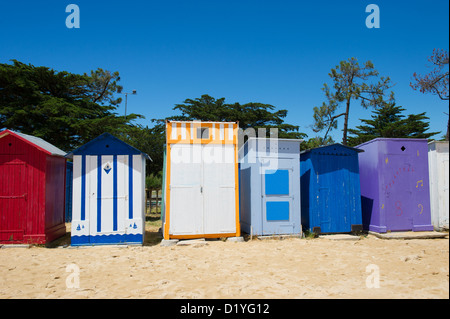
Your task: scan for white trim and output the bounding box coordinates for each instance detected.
[171,123,178,139]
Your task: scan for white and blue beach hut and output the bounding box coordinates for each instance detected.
[239,138,302,236]
[66,133,151,246]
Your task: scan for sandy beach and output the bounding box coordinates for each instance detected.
[0,224,448,299]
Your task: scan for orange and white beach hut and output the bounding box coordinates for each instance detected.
[161,121,240,240]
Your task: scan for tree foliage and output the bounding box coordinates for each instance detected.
[168,94,306,139]
[146,171,162,190]
[411,49,449,101]
[313,57,395,145]
[302,136,335,150]
[117,122,165,174]
[0,60,141,152]
[86,68,123,106]
[410,48,449,140]
[347,103,439,147]
[3,57,443,179]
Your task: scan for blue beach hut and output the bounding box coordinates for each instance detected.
[66,133,151,246]
[300,144,363,234]
[239,138,303,236]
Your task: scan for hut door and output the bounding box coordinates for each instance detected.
[169,144,236,236]
[316,154,352,233]
[261,158,295,235]
[0,157,27,242]
[88,155,128,239]
[384,154,414,231]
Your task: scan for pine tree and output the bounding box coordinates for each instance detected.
[312,58,395,145]
[347,103,440,147]
[0,60,142,151]
[411,49,449,140]
[168,94,306,139]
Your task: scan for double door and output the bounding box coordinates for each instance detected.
[169,144,237,236]
[85,155,128,238]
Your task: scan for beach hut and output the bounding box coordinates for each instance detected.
[300,144,363,234]
[162,121,240,240]
[356,138,433,233]
[67,133,151,246]
[239,138,302,236]
[0,130,67,244]
[428,141,449,231]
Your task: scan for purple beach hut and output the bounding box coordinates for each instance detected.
[355,138,433,233]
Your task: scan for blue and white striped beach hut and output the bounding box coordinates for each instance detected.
[66,133,151,246]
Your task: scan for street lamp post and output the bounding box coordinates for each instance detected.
[122,89,137,120]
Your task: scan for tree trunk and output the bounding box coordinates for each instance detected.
[156,189,159,214]
[148,188,153,214]
[342,98,351,145]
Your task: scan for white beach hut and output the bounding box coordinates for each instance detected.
[428,140,449,231]
[67,133,151,245]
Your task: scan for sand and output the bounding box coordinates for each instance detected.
[0,224,448,299]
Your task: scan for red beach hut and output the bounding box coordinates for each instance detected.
[0,130,67,244]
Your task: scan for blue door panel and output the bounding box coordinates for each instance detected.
[266,201,290,221]
[265,170,290,195]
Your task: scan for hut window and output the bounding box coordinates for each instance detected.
[401,146,406,151]
[105,144,110,148]
[197,127,209,139]
[8,143,12,147]
[265,170,290,195]
[266,201,290,221]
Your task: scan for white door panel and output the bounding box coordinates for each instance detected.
[169,144,203,235]
[203,144,236,234]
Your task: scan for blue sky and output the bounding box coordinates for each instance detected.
[1,0,449,142]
